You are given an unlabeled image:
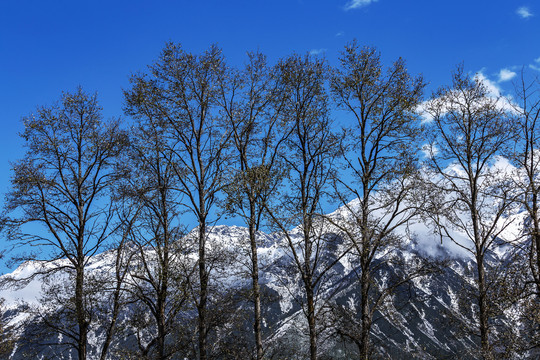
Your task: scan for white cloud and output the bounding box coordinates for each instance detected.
[516,6,533,18]
[344,0,378,11]
[421,143,439,159]
[498,68,517,82]
[415,102,434,123]
[527,57,540,71]
[475,72,502,97]
[417,71,518,124]
[335,31,345,37]
[309,48,327,56]
[476,72,523,113]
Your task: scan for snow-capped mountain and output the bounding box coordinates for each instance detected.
[0,205,533,359]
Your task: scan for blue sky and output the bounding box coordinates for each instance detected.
[0,0,538,272]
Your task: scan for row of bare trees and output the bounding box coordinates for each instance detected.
[1,42,539,359]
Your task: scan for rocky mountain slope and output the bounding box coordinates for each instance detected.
[0,206,532,359]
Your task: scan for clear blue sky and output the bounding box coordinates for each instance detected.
[0,0,538,271]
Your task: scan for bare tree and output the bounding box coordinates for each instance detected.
[1,88,127,360]
[96,225,133,360]
[218,52,288,359]
[329,43,427,359]
[507,70,540,355]
[424,66,518,359]
[124,43,231,360]
[264,53,343,360]
[116,118,192,359]
[512,72,540,296]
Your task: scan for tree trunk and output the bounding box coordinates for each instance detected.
[198,222,208,360]
[99,277,121,360]
[306,284,317,360]
[359,190,371,360]
[157,295,166,359]
[476,254,492,360]
[76,265,87,360]
[532,191,540,295]
[359,268,371,360]
[249,218,264,360]
[303,214,317,360]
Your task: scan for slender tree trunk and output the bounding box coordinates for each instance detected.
[476,254,491,360]
[471,183,491,360]
[303,215,317,360]
[532,191,540,295]
[359,191,371,360]
[99,295,120,360]
[249,216,264,360]
[526,127,540,295]
[306,284,317,360]
[157,268,168,360]
[157,306,166,360]
[99,271,122,360]
[198,221,208,360]
[359,267,371,360]
[76,265,87,360]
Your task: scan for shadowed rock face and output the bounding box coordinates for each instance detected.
[0,223,532,360]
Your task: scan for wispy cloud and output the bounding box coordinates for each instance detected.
[516,6,533,18]
[344,0,378,11]
[475,72,502,97]
[335,31,345,37]
[309,48,327,56]
[421,143,439,159]
[498,68,517,82]
[476,72,523,113]
[531,57,540,71]
[418,71,515,123]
